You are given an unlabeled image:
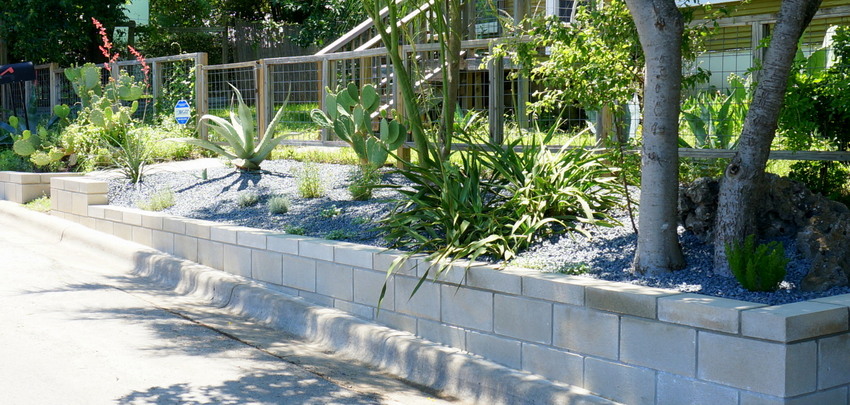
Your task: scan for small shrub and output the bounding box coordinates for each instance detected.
[137,188,176,211]
[109,127,152,184]
[788,161,850,205]
[349,165,381,201]
[0,149,34,172]
[237,191,261,208]
[284,225,306,235]
[352,216,370,225]
[725,235,789,292]
[24,195,51,212]
[325,229,356,240]
[297,162,324,198]
[319,204,342,218]
[268,195,291,215]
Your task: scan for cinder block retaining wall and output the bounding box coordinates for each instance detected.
[0,171,83,203]
[31,176,850,404]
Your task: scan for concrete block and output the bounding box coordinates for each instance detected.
[251,249,283,285]
[103,207,124,221]
[50,189,60,211]
[698,331,817,397]
[739,386,848,405]
[586,282,677,319]
[417,318,466,350]
[465,265,522,294]
[131,226,153,247]
[441,285,493,332]
[210,225,239,244]
[86,193,108,206]
[376,310,417,334]
[620,317,696,376]
[521,274,589,307]
[141,212,165,230]
[197,239,224,270]
[553,304,619,359]
[222,244,252,277]
[184,220,212,239]
[9,172,40,184]
[151,230,174,253]
[71,193,89,216]
[353,268,394,311]
[494,294,552,344]
[95,219,114,234]
[113,223,132,240]
[79,216,95,229]
[742,301,849,342]
[267,234,304,255]
[522,343,584,387]
[659,293,764,334]
[20,184,45,202]
[814,293,850,308]
[316,261,353,301]
[298,291,334,307]
[657,373,738,405]
[818,333,850,389]
[333,300,374,320]
[585,357,656,405]
[334,243,380,269]
[173,234,198,262]
[87,205,106,219]
[237,229,273,249]
[373,250,417,276]
[299,238,335,261]
[76,179,108,194]
[466,330,521,369]
[162,216,187,234]
[394,276,440,321]
[281,254,317,292]
[122,210,143,226]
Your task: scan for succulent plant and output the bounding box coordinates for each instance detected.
[311,83,406,167]
[171,83,295,172]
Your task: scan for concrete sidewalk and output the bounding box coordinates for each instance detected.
[0,201,618,405]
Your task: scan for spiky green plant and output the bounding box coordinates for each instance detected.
[725,235,789,292]
[173,84,295,171]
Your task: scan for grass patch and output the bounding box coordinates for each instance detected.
[297,163,324,198]
[268,195,291,215]
[137,188,176,211]
[24,195,51,213]
[325,229,357,240]
[284,225,306,235]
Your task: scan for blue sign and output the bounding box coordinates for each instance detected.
[174,100,191,125]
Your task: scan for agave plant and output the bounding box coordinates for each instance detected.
[174,84,294,171]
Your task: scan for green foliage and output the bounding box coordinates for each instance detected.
[296,162,324,198]
[137,188,176,211]
[23,195,51,213]
[237,191,261,208]
[348,165,381,201]
[271,146,364,165]
[174,84,296,171]
[680,74,751,149]
[1,105,74,170]
[0,0,127,65]
[311,83,406,167]
[108,127,152,183]
[319,205,342,218]
[380,133,623,300]
[268,195,291,215]
[325,229,357,240]
[725,235,789,292]
[0,149,34,172]
[788,161,850,205]
[779,26,850,151]
[283,225,306,235]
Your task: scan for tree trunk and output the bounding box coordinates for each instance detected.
[713,0,822,276]
[625,0,686,275]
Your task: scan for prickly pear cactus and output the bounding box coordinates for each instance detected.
[311,83,406,167]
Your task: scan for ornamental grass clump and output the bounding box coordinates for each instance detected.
[268,195,291,215]
[725,234,789,292]
[297,162,324,198]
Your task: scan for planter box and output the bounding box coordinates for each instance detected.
[49,176,850,405]
[0,171,84,204]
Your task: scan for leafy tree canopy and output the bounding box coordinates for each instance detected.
[0,0,127,65]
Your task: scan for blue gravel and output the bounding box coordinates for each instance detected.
[108,160,850,306]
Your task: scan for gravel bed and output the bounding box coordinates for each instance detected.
[107,159,850,306]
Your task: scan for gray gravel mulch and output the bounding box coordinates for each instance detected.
[106,159,850,306]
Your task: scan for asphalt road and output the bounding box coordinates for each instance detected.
[0,212,461,405]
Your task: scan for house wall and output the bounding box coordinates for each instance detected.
[42,175,850,405]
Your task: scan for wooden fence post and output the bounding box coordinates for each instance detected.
[320,58,331,142]
[48,63,59,114]
[256,59,269,139]
[489,53,505,144]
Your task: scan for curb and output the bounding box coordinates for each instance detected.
[1,201,618,405]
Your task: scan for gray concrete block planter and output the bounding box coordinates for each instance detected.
[11,175,850,404]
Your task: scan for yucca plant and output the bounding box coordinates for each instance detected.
[173,84,294,171]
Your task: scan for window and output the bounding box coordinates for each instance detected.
[546,0,577,23]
